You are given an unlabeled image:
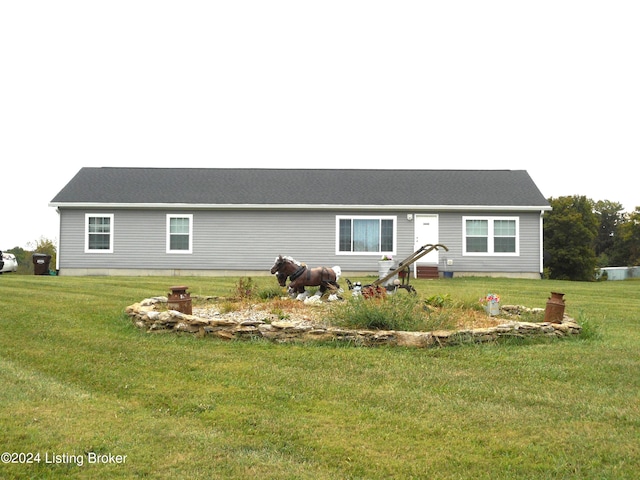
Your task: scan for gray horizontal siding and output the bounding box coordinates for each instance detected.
[60,209,405,272]
[58,208,542,275]
[437,211,541,274]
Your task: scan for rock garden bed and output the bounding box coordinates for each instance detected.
[125,295,582,348]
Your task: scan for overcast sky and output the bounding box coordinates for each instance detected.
[1,1,638,250]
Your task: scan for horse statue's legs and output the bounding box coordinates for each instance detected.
[290,283,309,301]
[304,282,342,302]
[304,294,323,304]
[305,283,327,302]
[303,285,335,304]
[298,287,342,302]
[296,290,310,301]
[327,282,343,301]
[306,291,322,302]
[327,292,340,301]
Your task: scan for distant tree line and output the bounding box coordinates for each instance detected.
[544,196,640,281]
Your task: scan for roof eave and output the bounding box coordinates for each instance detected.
[49,202,552,212]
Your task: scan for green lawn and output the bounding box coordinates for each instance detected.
[1,274,638,479]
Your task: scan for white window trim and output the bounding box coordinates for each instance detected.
[84,213,114,253]
[166,214,193,254]
[335,215,397,256]
[462,216,519,256]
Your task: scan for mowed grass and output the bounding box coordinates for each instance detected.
[0,274,638,479]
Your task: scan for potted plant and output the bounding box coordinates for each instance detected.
[479,293,500,316]
[378,255,395,280]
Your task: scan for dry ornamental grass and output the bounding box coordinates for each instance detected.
[192,295,509,333]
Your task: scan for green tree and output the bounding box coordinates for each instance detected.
[6,246,28,269]
[593,200,624,266]
[613,207,640,266]
[544,196,599,281]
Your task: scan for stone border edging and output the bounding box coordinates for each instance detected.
[125,297,582,348]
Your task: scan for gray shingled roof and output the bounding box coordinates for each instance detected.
[50,168,550,208]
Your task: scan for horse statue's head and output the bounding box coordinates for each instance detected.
[270,255,285,274]
[270,255,302,274]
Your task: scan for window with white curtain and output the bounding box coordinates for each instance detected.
[337,216,395,254]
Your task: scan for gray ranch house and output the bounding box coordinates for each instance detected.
[49,168,551,278]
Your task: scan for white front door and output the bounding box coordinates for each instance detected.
[414,214,439,267]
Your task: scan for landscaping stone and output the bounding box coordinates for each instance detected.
[126,299,582,348]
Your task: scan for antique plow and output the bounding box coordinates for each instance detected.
[348,243,449,296]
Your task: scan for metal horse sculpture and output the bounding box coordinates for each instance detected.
[270,255,342,301]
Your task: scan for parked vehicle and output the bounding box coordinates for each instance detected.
[1,251,18,273]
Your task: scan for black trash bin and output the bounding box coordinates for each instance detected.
[32,253,52,275]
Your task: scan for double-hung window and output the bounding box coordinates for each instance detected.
[167,214,193,253]
[463,217,518,255]
[85,214,114,253]
[337,216,395,255]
